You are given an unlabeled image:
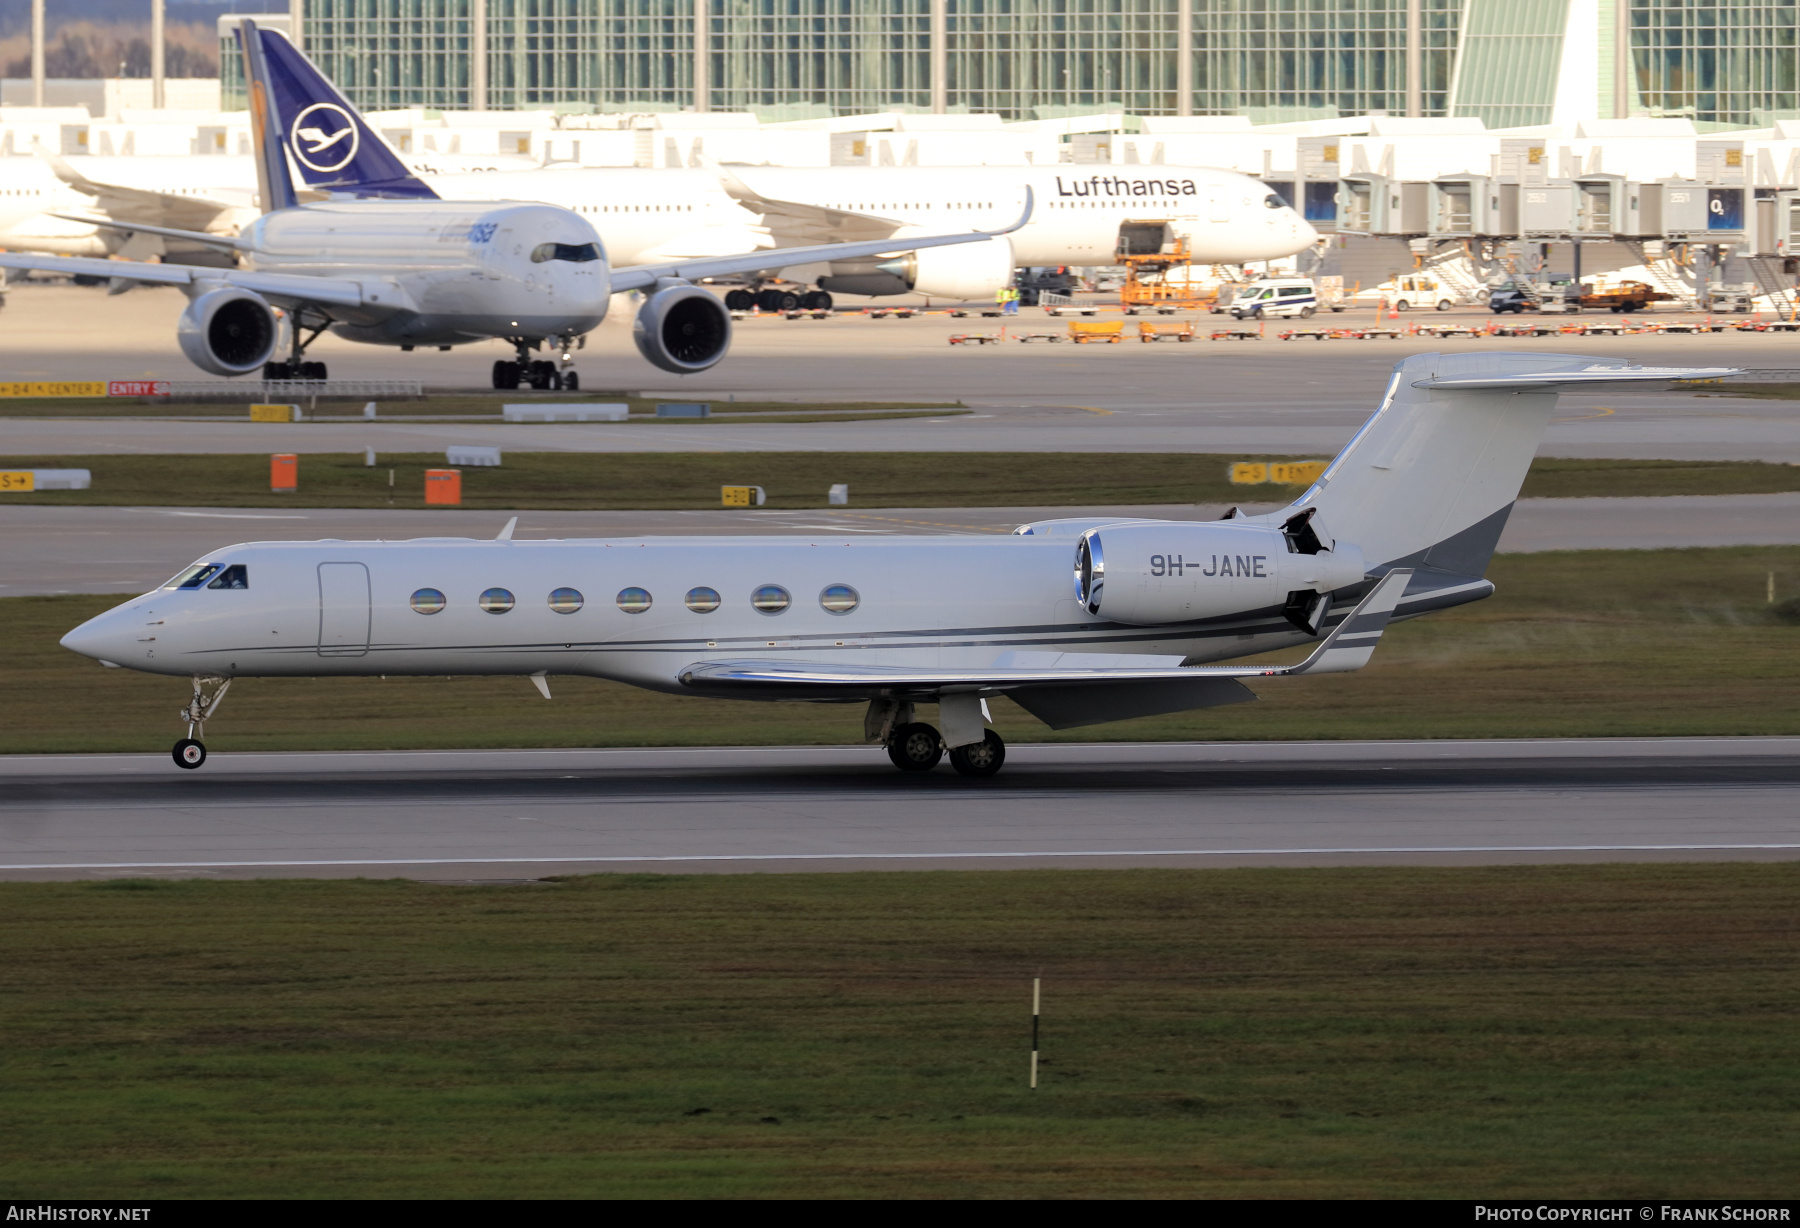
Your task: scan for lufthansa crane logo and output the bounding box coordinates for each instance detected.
[290,102,359,173]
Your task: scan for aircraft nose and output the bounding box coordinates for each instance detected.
[61,608,135,664]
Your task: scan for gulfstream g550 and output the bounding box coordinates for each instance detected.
[60,353,1732,775]
[0,22,1022,388]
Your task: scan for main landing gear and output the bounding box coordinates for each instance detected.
[868,699,1007,778]
[264,313,329,382]
[172,674,231,770]
[493,334,583,390]
[723,287,833,312]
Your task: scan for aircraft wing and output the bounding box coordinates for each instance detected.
[34,143,247,234]
[0,251,374,312]
[609,187,1032,293]
[710,161,907,245]
[679,570,1410,700]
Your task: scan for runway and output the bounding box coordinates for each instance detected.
[3,493,1795,596]
[3,739,1797,880]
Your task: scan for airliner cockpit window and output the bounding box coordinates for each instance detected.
[166,563,222,589]
[530,242,601,264]
[206,564,249,589]
[1264,194,1286,209]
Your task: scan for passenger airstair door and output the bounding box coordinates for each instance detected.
[317,562,371,657]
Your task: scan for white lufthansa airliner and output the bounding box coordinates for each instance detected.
[0,24,1022,387]
[58,352,1732,775]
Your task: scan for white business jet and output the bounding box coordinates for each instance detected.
[0,23,1023,388]
[59,352,1733,775]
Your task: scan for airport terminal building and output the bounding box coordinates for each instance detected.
[236,0,1797,128]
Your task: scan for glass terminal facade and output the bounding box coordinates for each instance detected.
[226,1,1800,125]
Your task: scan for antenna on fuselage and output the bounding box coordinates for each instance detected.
[238,20,297,215]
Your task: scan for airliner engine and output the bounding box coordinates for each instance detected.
[1074,513,1366,630]
[820,235,1015,301]
[632,282,733,374]
[175,287,280,377]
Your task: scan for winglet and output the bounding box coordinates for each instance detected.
[1283,569,1411,676]
[992,186,1034,237]
[495,516,518,542]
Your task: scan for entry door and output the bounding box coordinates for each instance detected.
[317,562,371,657]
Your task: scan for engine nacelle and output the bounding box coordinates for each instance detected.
[632,282,732,375]
[176,288,279,377]
[877,235,1016,301]
[1074,521,1366,626]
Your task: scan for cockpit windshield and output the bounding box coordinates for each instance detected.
[163,563,248,590]
[530,242,601,264]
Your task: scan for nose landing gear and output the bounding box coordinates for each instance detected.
[172,674,232,770]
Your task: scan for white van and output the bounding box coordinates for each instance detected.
[1225,278,1319,319]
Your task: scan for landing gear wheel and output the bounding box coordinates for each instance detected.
[777,291,801,311]
[948,730,1006,778]
[562,371,579,391]
[173,738,206,770]
[492,360,520,390]
[756,289,785,313]
[886,722,943,772]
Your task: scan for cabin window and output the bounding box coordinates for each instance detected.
[206,564,249,589]
[751,584,791,614]
[548,587,584,614]
[530,242,601,263]
[479,587,515,613]
[616,587,652,614]
[820,584,859,614]
[166,563,222,589]
[410,588,446,614]
[685,586,721,613]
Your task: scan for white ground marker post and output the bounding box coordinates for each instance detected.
[1030,977,1041,1090]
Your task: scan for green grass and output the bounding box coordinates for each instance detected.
[13,547,1800,754]
[1,865,1795,1197]
[3,452,1798,510]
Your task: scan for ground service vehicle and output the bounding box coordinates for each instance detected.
[1228,278,1318,319]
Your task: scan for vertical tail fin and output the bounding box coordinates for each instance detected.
[239,22,438,202]
[1289,353,1738,578]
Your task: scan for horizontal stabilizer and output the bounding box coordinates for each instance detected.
[1412,362,1739,390]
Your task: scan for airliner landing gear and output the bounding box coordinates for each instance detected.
[886,722,944,772]
[948,730,1006,778]
[494,337,582,390]
[173,675,232,770]
[264,315,329,382]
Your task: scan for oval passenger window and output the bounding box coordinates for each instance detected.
[751,585,791,614]
[479,587,515,614]
[616,587,652,614]
[820,584,859,614]
[548,587,584,614]
[410,588,446,614]
[685,587,721,613]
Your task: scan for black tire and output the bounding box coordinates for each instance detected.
[948,730,1006,778]
[886,722,943,772]
[725,290,753,311]
[777,291,801,312]
[173,738,206,770]
[548,369,563,391]
[756,289,784,313]
[562,371,579,391]
[813,291,833,311]
[1394,300,1410,312]
[492,360,514,389]
[1436,300,1452,312]
[1299,305,1315,318]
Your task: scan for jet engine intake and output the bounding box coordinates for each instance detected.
[176,287,279,377]
[633,282,732,375]
[1074,523,1366,625]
